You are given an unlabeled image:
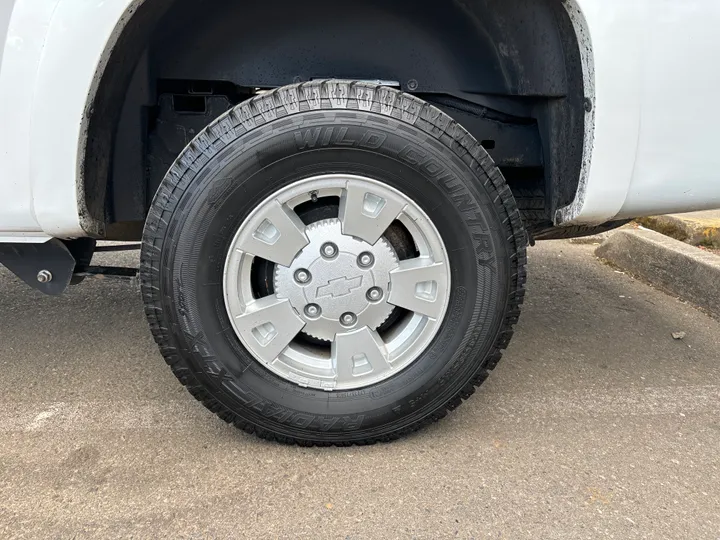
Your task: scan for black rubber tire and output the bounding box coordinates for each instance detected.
[141,80,527,446]
[514,187,549,227]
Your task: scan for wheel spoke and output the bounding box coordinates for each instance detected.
[332,327,391,383]
[388,258,448,319]
[233,295,305,363]
[339,180,405,245]
[234,200,308,267]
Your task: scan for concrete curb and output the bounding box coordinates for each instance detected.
[595,228,720,317]
[636,212,720,248]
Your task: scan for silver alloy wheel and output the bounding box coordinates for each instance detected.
[223,174,450,391]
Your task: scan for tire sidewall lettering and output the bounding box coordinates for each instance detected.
[142,83,522,442]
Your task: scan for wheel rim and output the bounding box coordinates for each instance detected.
[223,174,451,391]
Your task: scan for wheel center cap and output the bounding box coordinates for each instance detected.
[309,254,367,313]
[274,219,397,341]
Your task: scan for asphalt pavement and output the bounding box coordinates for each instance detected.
[1,240,719,539]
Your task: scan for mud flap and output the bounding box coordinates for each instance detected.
[0,239,76,295]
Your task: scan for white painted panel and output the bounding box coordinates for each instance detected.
[0,0,15,69]
[561,0,720,223]
[0,0,58,236]
[558,0,645,224]
[30,0,140,237]
[0,0,137,241]
[616,0,720,218]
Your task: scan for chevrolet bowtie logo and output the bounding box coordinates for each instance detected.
[316,275,363,299]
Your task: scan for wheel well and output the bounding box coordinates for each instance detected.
[83,0,588,239]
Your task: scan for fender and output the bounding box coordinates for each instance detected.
[0,0,59,243]
[1,0,652,241]
[560,0,720,224]
[0,0,144,242]
[31,0,151,239]
[556,0,643,225]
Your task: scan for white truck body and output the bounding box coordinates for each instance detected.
[0,0,719,243]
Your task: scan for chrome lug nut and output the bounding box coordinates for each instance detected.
[305,304,322,318]
[340,312,357,327]
[357,252,374,268]
[294,269,311,284]
[366,287,383,302]
[321,242,338,259]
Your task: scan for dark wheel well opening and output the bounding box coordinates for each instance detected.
[83,0,587,240]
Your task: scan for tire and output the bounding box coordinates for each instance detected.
[514,187,549,227]
[141,80,527,445]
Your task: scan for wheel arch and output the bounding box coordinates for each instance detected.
[80,0,594,238]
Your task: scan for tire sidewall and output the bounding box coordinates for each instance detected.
[146,89,515,441]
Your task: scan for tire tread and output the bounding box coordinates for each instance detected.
[141,80,527,446]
